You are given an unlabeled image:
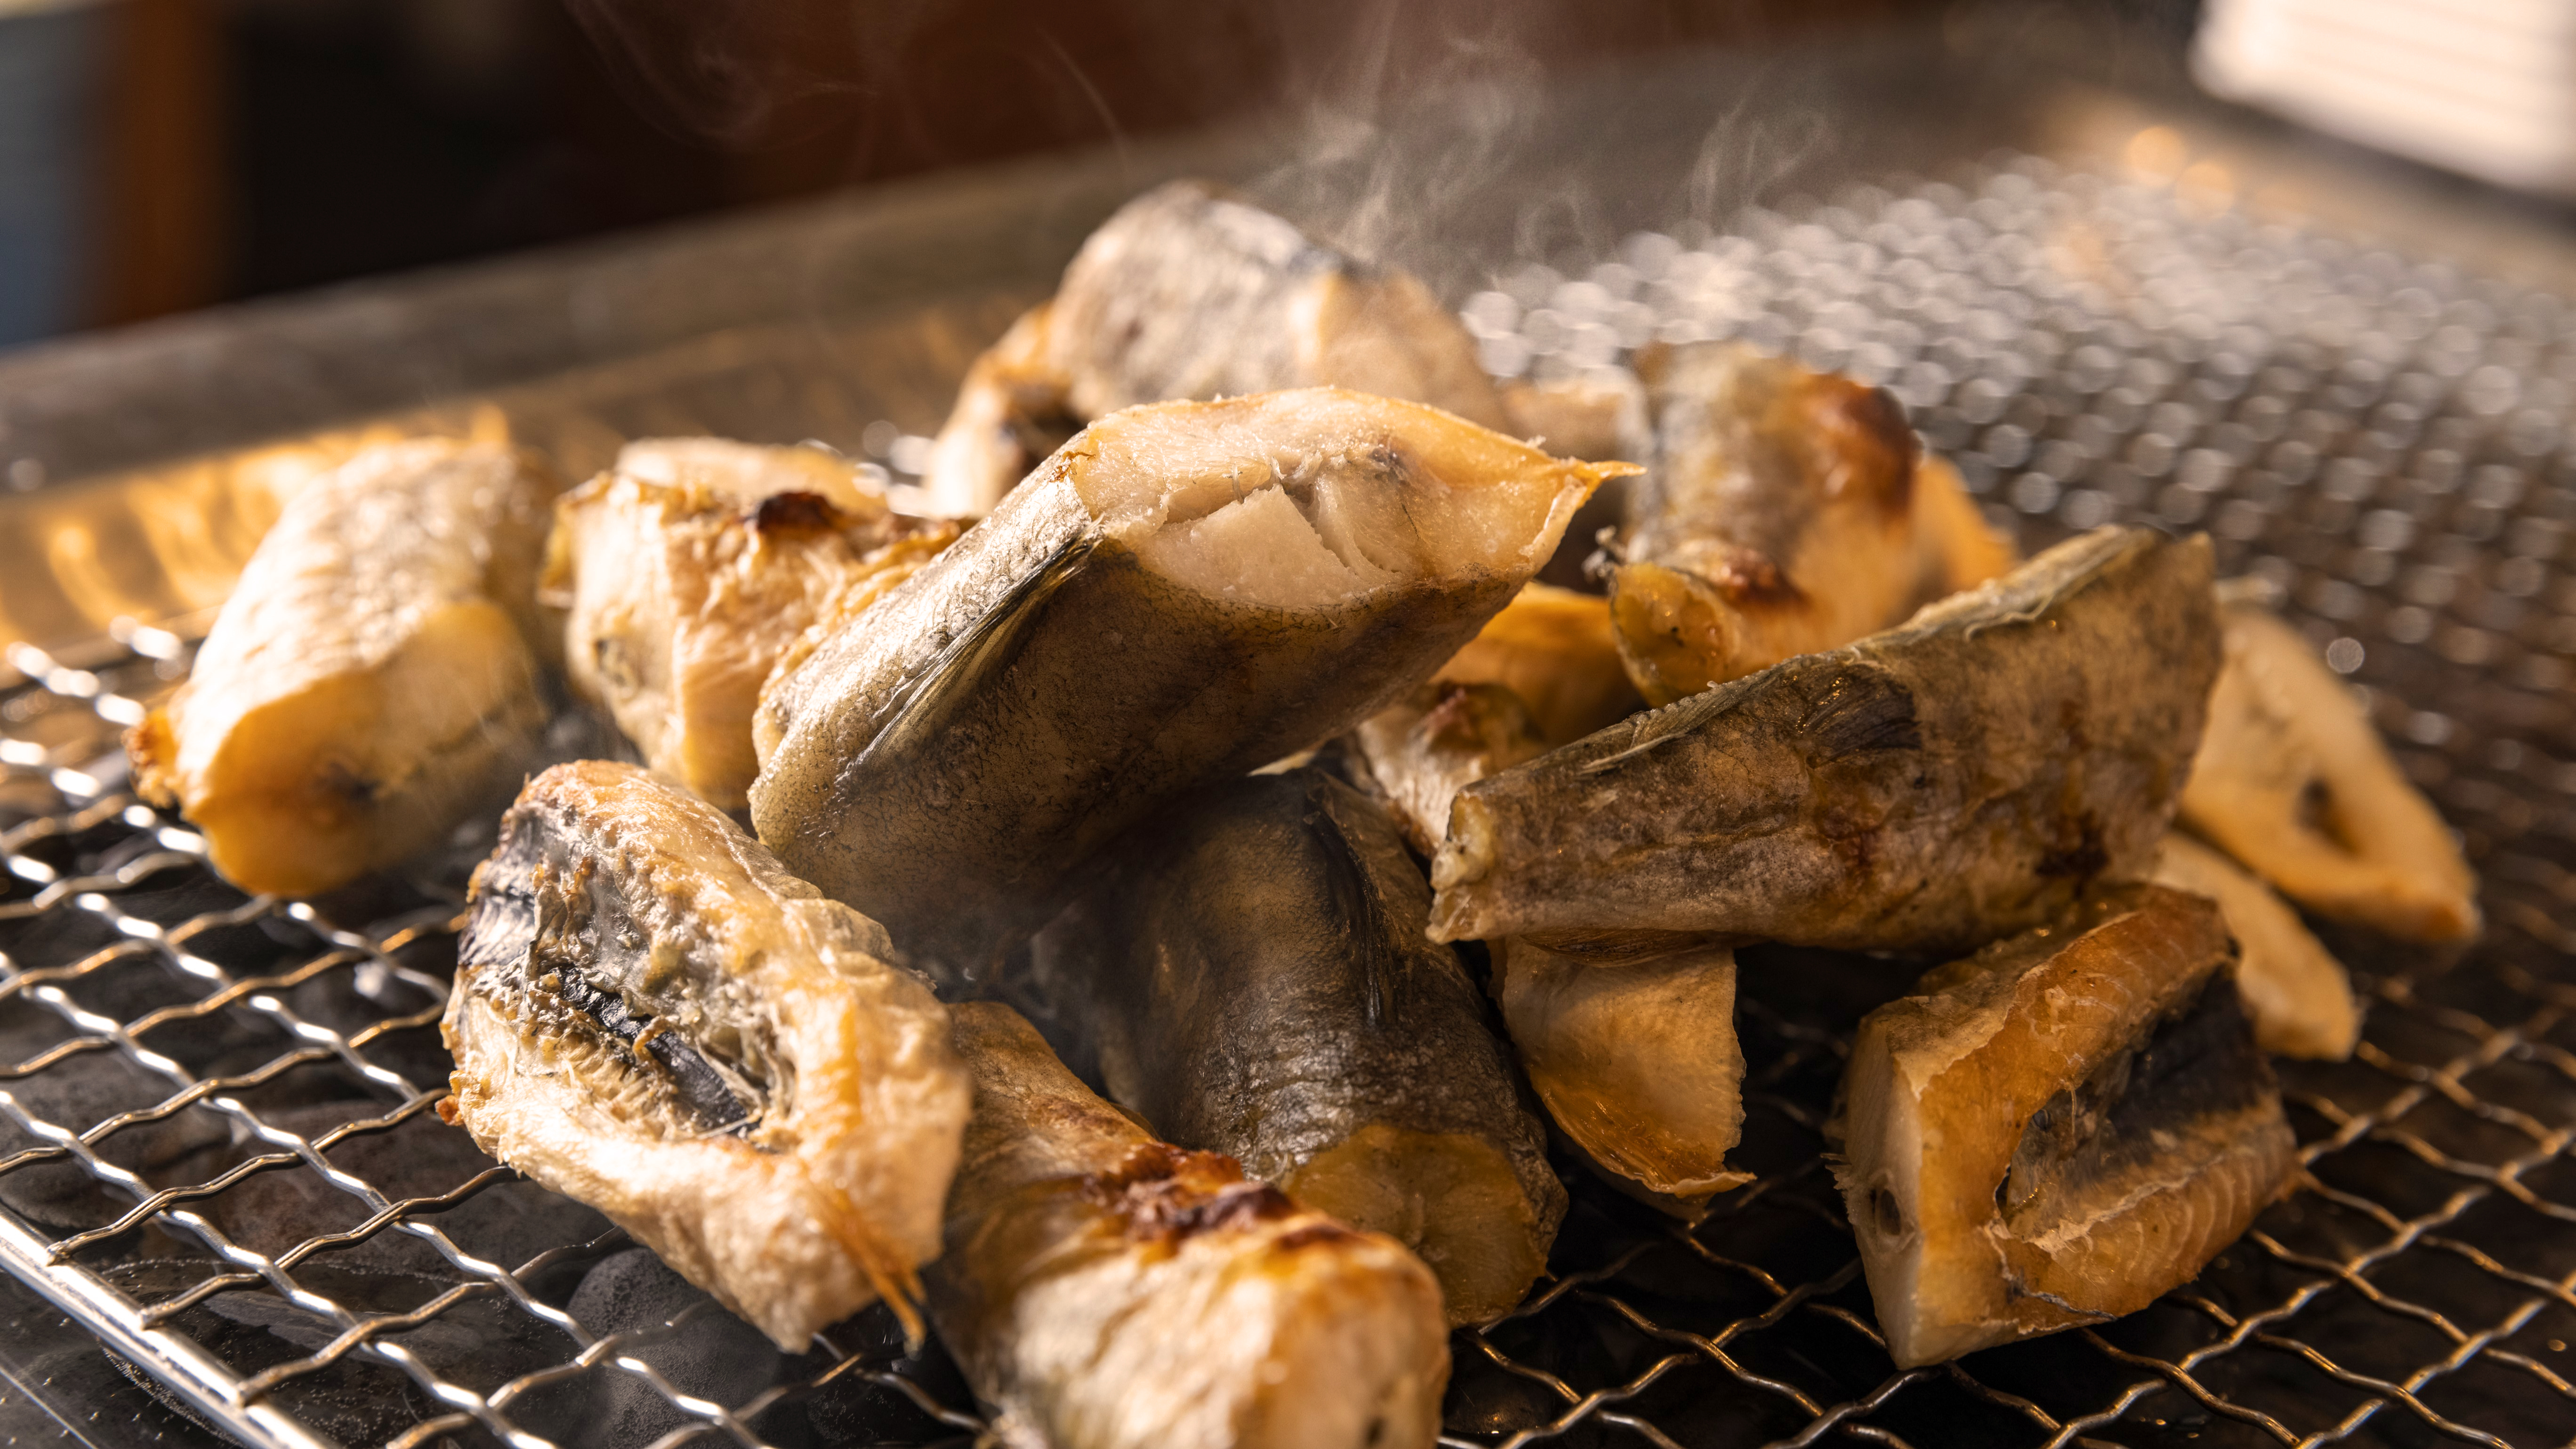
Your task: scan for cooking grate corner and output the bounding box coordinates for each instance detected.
[6,149,2576,1449]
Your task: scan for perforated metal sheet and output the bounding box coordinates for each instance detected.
[5,151,2575,1449]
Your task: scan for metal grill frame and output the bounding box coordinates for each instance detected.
[5,146,2576,1449]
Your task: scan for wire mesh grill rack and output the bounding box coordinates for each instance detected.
[5,147,2576,1449]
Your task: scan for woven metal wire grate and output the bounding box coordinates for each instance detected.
[5,148,2576,1449]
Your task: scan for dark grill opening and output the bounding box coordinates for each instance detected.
[4,148,2576,1448]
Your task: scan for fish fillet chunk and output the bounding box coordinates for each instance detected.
[920,180,1514,515]
[2149,831,2359,1060]
[1430,525,2218,953]
[1608,344,2015,705]
[544,439,958,809]
[128,439,561,897]
[930,1002,1450,1449]
[2181,587,2479,942]
[1835,884,2295,1366]
[1022,770,1565,1324]
[753,387,1627,976]
[441,760,970,1349]
[1495,932,1751,1216]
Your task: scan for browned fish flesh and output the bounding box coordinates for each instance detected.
[2181,585,2479,942]
[441,760,970,1349]
[752,388,1627,976]
[127,439,561,897]
[544,438,958,809]
[1495,932,1751,1216]
[1022,769,1566,1324]
[1609,343,2015,705]
[1349,681,1550,857]
[1835,884,2295,1366]
[1435,582,1644,747]
[1429,526,2218,953]
[2148,831,2359,1060]
[920,180,1514,515]
[929,1002,1450,1449]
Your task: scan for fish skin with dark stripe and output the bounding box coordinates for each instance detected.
[1428,526,2220,955]
[441,761,970,1350]
[1022,769,1564,1325]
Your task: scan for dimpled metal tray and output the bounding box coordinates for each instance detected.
[4,147,2576,1449]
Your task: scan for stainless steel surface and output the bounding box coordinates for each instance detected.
[3,115,2576,1449]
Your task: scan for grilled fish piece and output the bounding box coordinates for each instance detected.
[2149,832,2359,1060]
[1350,682,1550,857]
[1024,770,1566,1324]
[2181,587,2479,942]
[1429,526,2218,952]
[1495,933,1750,1216]
[920,180,1514,515]
[930,1002,1449,1449]
[1609,344,2015,706]
[440,760,970,1350]
[1436,582,1643,747]
[544,440,959,810]
[1835,884,2294,1367]
[754,388,1625,976]
[1498,371,1650,463]
[127,439,561,898]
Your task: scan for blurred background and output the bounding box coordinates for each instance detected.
[0,0,2216,349]
[2,0,2571,351]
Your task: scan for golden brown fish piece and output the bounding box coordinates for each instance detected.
[753,388,1626,976]
[1023,770,1565,1324]
[1609,344,2014,705]
[1435,582,1643,747]
[127,439,561,897]
[2181,586,2479,942]
[1835,884,2295,1367]
[929,1002,1450,1449]
[1495,932,1751,1217]
[2148,831,2359,1060]
[1498,370,1649,463]
[544,440,958,810]
[441,761,970,1349]
[920,180,1514,515]
[1430,526,2218,953]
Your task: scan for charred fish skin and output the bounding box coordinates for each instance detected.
[930,1003,1451,1449]
[2147,831,2359,1060]
[1609,344,2014,705]
[1495,933,1750,1217]
[2182,585,2479,942]
[128,439,562,899]
[1835,885,2295,1367]
[922,180,1512,515]
[441,761,970,1350]
[543,440,958,810]
[752,388,1624,977]
[1024,769,1566,1325]
[1430,526,2219,953]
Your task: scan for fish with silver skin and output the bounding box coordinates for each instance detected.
[128,439,561,898]
[441,760,970,1350]
[753,388,1625,977]
[1022,769,1566,1325]
[1609,343,2014,706]
[1492,932,1750,1217]
[1429,526,2219,953]
[929,1002,1450,1449]
[1834,884,2295,1367]
[920,179,1516,516]
[544,438,958,810]
[2181,582,2479,942]
[2147,831,2359,1060]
